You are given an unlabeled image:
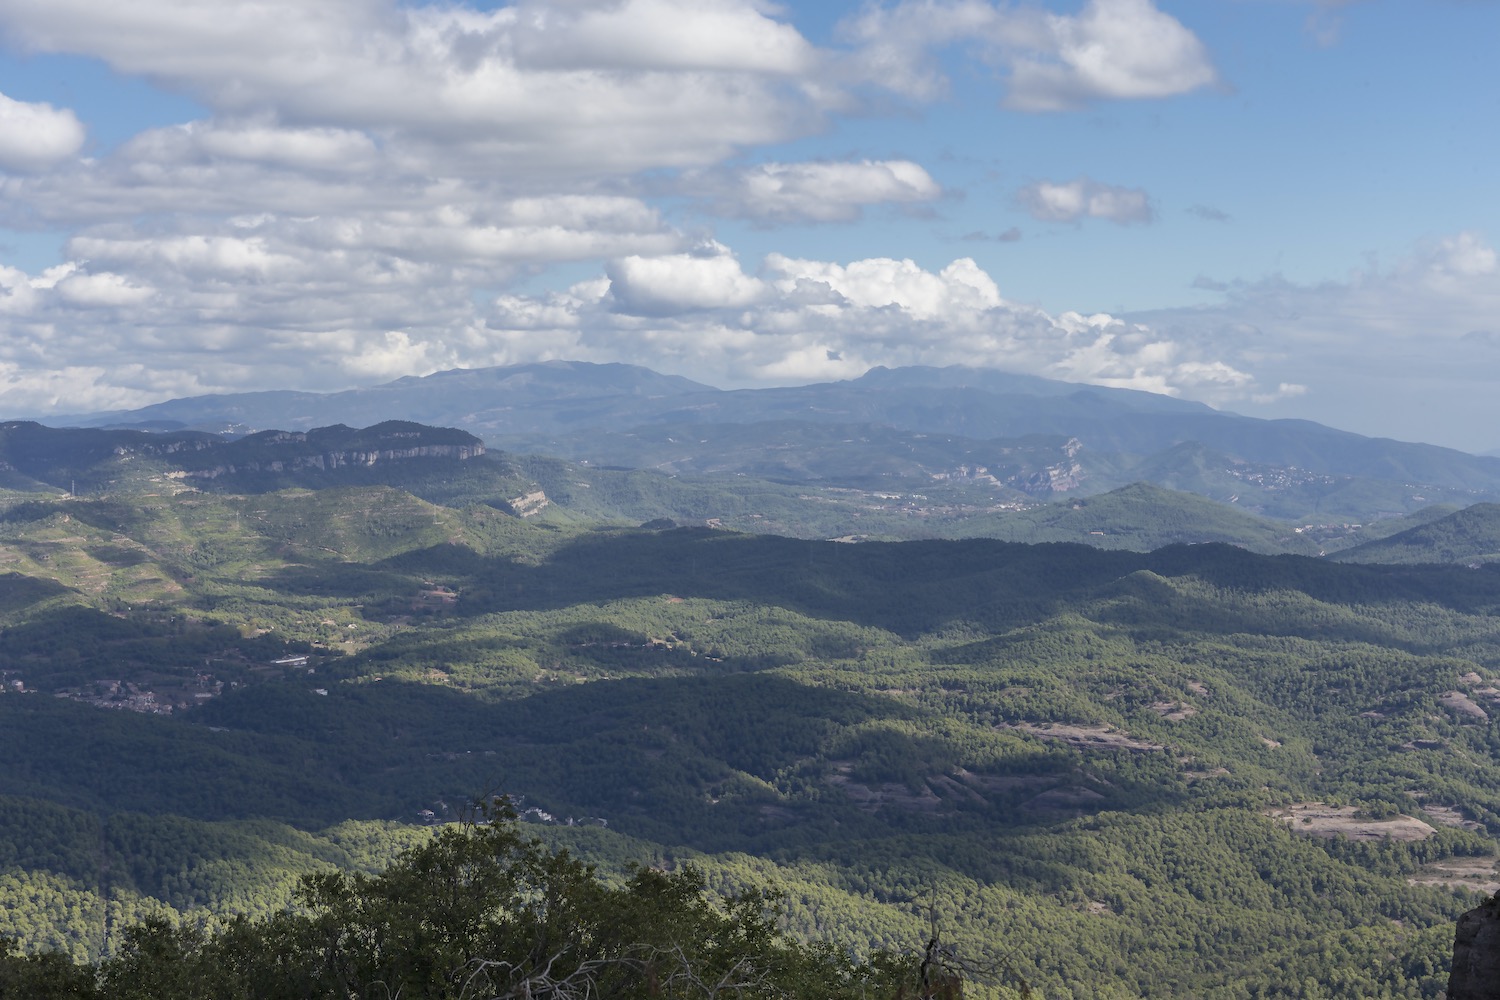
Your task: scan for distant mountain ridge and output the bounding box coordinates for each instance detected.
[51,361,714,435]
[28,361,1500,520]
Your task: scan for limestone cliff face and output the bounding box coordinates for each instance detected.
[0,419,487,491]
[173,443,485,480]
[1450,895,1500,1000]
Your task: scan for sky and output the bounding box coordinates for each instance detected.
[0,0,1498,452]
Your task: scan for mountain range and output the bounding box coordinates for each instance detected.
[31,360,1500,523]
[7,368,1500,995]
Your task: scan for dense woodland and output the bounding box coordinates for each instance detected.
[4,443,1500,996]
[0,805,964,1000]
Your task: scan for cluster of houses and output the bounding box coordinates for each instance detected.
[55,675,224,715]
[48,651,316,715]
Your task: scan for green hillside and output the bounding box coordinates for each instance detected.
[934,481,1323,554]
[11,421,1495,554]
[4,482,1500,995]
[1335,502,1500,565]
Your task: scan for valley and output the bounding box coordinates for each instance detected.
[5,367,1500,996]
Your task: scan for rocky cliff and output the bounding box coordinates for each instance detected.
[0,419,485,491]
[1450,895,1500,1000]
[173,442,485,480]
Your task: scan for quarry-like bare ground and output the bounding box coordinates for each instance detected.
[1421,803,1486,832]
[1408,855,1500,895]
[1267,802,1436,842]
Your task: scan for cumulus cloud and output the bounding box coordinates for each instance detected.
[0,230,1290,420]
[837,0,1218,110]
[72,235,297,279]
[481,250,1264,400]
[0,125,686,271]
[696,159,942,223]
[1002,0,1219,111]
[836,0,1007,100]
[192,120,379,172]
[0,0,833,179]
[0,361,190,414]
[10,241,1261,411]
[55,271,154,307]
[607,242,767,315]
[508,0,818,75]
[763,254,1003,320]
[1018,177,1152,224]
[0,91,85,171]
[0,0,1235,420]
[0,241,502,409]
[298,198,683,266]
[1433,230,1498,277]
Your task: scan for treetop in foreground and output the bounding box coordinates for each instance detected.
[0,801,1003,1000]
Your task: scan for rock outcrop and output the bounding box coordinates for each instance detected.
[1450,894,1500,1000]
[174,442,485,480]
[169,422,486,480]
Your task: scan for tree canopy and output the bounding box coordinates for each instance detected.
[0,802,989,1000]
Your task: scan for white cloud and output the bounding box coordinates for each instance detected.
[0,90,85,171]
[836,0,1007,100]
[0,0,1212,187]
[70,235,296,279]
[478,250,1262,399]
[493,278,610,332]
[192,121,379,172]
[1018,177,1152,224]
[1005,0,1219,111]
[837,0,1217,110]
[301,199,683,266]
[764,254,1003,319]
[0,264,43,314]
[0,0,832,179]
[607,243,767,315]
[508,0,818,75]
[1432,231,1498,278]
[0,361,194,414]
[0,238,1282,420]
[56,271,154,306]
[701,159,942,223]
[0,1,1237,423]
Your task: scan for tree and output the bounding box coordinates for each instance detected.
[0,936,97,1000]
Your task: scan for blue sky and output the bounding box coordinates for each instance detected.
[0,0,1498,452]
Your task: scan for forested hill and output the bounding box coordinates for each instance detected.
[1335,502,1500,565]
[12,413,1500,554]
[4,476,1500,995]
